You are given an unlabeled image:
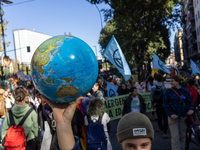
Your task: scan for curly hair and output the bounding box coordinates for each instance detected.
[87,98,106,117]
[13,86,28,102]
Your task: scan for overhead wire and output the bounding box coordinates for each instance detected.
[3,0,35,7]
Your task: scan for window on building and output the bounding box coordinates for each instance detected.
[199,26,200,34]
[195,0,196,7]
[198,28,199,35]
[196,14,198,21]
[199,11,200,18]
[27,46,30,53]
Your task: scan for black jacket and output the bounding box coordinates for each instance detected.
[122,94,146,115]
[117,86,129,96]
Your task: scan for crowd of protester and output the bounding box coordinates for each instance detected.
[0,70,199,150]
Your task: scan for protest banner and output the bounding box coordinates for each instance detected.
[104,94,127,121]
[140,92,154,112]
[105,92,154,121]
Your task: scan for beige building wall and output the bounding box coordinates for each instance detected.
[174,29,184,66]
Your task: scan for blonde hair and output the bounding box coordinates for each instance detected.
[0,95,7,117]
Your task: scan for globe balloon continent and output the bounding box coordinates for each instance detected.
[31,35,98,103]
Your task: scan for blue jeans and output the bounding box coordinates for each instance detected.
[0,117,5,143]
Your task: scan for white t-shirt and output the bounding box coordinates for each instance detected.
[131,96,140,113]
[147,82,154,92]
[84,113,110,132]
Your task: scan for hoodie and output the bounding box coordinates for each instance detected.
[1,104,38,145]
[186,86,198,107]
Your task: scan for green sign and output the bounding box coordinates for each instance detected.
[104,92,154,121]
[140,92,154,112]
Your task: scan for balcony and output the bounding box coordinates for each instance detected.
[190,26,196,35]
[180,0,184,5]
[189,14,195,23]
[188,2,194,11]
[181,14,187,24]
[192,51,198,57]
[181,7,185,14]
[183,24,187,32]
[193,39,197,49]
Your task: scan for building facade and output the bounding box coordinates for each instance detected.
[194,0,200,54]
[181,0,198,65]
[174,29,184,66]
[166,51,177,65]
[13,29,52,64]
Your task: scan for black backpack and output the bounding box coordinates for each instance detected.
[153,85,163,104]
[72,108,84,139]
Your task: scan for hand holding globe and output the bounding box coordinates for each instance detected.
[31,35,98,103]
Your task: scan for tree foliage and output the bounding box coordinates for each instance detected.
[87,0,180,76]
[0,8,10,52]
[99,20,171,66]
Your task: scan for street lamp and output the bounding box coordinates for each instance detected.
[93,46,97,56]
[0,0,13,80]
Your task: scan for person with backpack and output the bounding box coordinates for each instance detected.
[37,98,58,150]
[1,86,38,150]
[150,74,168,138]
[163,75,194,150]
[42,94,155,150]
[84,98,112,150]
[122,87,146,115]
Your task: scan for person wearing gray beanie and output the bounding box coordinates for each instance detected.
[117,112,154,150]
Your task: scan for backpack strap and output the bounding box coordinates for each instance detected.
[9,109,15,126]
[171,88,185,103]
[87,115,92,124]
[98,115,102,123]
[18,108,34,127]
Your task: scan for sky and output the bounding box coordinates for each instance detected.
[2,0,176,61]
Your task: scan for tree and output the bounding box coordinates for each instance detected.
[0,8,10,52]
[12,59,20,73]
[87,0,180,80]
[99,20,171,73]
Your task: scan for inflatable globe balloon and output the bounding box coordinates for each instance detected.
[31,35,98,103]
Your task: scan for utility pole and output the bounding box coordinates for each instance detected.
[0,0,13,81]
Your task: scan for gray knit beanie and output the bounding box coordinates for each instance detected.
[117,112,154,143]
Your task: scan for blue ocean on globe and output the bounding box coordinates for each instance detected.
[31,35,98,103]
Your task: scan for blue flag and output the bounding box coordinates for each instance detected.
[190,59,200,74]
[26,74,32,81]
[153,53,170,74]
[107,81,118,98]
[103,35,131,81]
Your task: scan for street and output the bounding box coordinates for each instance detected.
[109,116,200,150]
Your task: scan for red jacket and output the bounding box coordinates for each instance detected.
[186,86,198,107]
